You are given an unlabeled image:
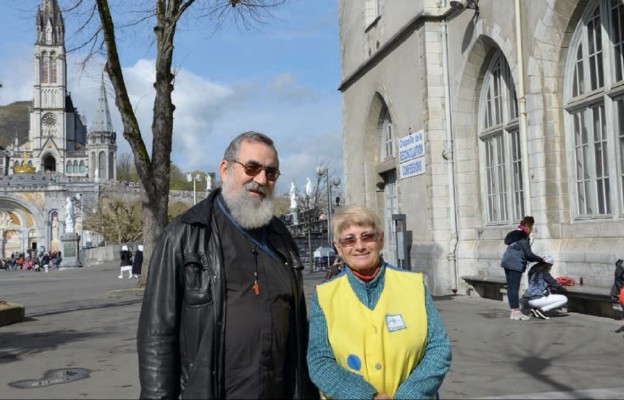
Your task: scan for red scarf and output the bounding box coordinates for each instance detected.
[518,225,530,235]
[350,264,381,283]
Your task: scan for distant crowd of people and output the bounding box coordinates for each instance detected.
[0,249,62,273]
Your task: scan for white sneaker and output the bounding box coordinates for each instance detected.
[510,310,530,320]
[118,275,123,279]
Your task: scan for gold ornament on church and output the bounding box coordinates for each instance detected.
[13,153,37,174]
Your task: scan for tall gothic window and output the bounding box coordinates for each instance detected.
[379,104,394,161]
[478,52,521,224]
[98,151,106,179]
[565,0,624,217]
[40,52,57,84]
[41,52,48,84]
[50,52,57,84]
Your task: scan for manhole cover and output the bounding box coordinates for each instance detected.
[8,368,91,389]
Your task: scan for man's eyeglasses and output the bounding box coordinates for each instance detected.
[229,160,281,181]
[338,232,379,247]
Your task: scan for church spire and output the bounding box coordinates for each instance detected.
[35,0,64,46]
[91,74,114,133]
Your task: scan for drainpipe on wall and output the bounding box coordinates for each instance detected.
[515,0,531,214]
[442,17,460,294]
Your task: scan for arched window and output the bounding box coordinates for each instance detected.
[50,52,57,84]
[98,150,106,179]
[565,0,624,217]
[66,161,73,174]
[41,52,48,84]
[478,51,521,224]
[108,152,115,179]
[378,103,394,161]
[79,160,85,173]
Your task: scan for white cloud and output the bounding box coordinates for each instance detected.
[2,52,342,195]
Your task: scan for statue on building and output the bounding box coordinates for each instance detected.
[305,177,313,197]
[290,181,297,209]
[65,197,74,233]
[51,213,59,242]
[206,174,212,191]
[0,211,14,228]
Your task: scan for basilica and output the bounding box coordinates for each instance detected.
[0,0,117,258]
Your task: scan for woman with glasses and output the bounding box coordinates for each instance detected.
[307,205,451,400]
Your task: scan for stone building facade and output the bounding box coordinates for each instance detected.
[338,0,624,294]
[0,0,117,257]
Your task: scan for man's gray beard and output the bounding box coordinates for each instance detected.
[222,182,275,229]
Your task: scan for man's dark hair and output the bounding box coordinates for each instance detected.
[223,131,278,166]
[520,216,535,227]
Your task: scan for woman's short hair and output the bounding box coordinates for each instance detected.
[331,205,383,240]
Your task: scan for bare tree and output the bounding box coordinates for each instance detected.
[64,0,287,286]
[116,152,134,182]
[85,198,143,243]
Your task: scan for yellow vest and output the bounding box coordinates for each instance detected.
[316,267,428,396]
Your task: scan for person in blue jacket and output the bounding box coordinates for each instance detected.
[521,255,568,319]
[307,205,451,399]
[501,216,545,320]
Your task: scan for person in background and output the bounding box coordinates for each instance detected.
[610,259,624,323]
[118,245,133,279]
[521,255,568,319]
[41,251,51,273]
[131,244,143,279]
[324,254,343,281]
[501,216,545,321]
[307,204,451,399]
[51,251,59,270]
[137,131,318,399]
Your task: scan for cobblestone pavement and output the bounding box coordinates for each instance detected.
[0,263,622,399]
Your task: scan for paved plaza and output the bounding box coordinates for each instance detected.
[0,262,623,399]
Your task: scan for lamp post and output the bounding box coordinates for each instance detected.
[317,166,337,269]
[187,174,202,205]
[316,166,330,244]
[328,177,341,249]
[331,178,341,207]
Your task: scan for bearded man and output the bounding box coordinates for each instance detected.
[137,131,319,399]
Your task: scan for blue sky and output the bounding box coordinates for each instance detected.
[0,0,343,194]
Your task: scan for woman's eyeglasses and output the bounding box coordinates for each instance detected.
[338,232,379,247]
[229,160,281,181]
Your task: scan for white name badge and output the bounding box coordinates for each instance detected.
[386,314,407,332]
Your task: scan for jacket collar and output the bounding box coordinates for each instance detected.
[180,188,221,226]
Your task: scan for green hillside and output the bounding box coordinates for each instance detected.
[0,101,30,149]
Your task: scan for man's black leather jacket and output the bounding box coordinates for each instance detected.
[137,189,317,399]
